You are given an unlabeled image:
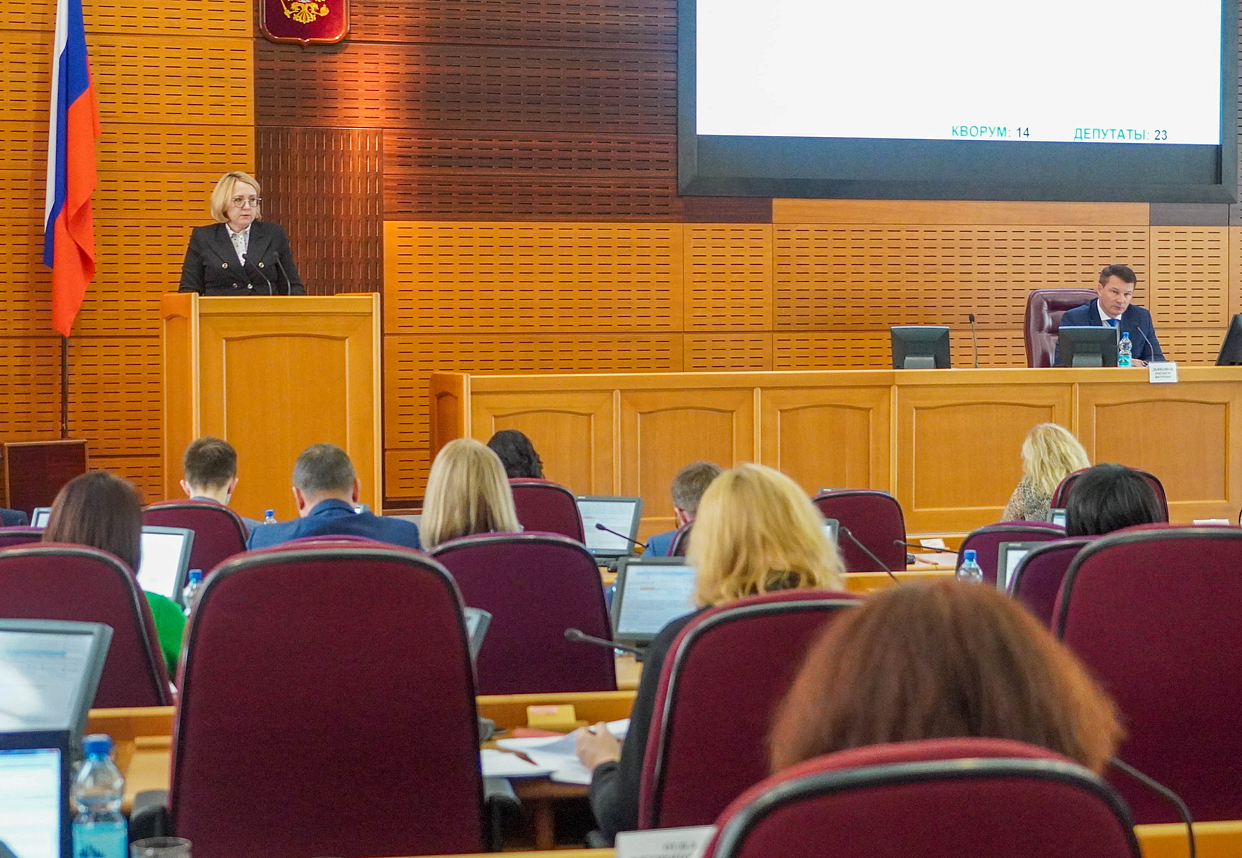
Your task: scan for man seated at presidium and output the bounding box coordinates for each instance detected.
[179,170,305,296]
[246,444,421,550]
[643,461,722,556]
[181,436,261,533]
[1054,264,1164,366]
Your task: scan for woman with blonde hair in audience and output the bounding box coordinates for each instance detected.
[575,463,846,843]
[420,438,520,548]
[1001,423,1090,522]
[769,580,1122,775]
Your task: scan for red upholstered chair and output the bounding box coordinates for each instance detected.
[705,738,1140,858]
[0,544,170,707]
[1024,288,1099,368]
[168,542,494,858]
[811,490,906,573]
[638,590,858,830]
[432,532,616,694]
[1051,467,1169,521]
[1006,537,1092,628]
[509,478,586,542]
[0,527,46,549]
[1055,526,1242,823]
[142,501,248,577]
[958,521,1066,586]
[668,522,693,557]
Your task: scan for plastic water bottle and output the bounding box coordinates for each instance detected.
[956,549,983,584]
[182,568,204,617]
[264,509,277,524]
[1118,332,1132,367]
[72,734,127,858]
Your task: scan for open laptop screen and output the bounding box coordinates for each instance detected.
[997,541,1042,592]
[30,508,51,528]
[577,497,643,557]
[611,558,698,645]
[0,744,62,858]
[137,526,195,603]
[1046,508,1067,528]
[0,621,111,734]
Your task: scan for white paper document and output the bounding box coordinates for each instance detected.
[494,719,630,784]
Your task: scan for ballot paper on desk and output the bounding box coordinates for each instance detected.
[480,748,556,778]
[495,718,630,784]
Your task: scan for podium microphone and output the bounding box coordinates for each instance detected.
[565,628,642,657]
[968,313,980,368]
[838,526,900,583]
[594,522,646,551]
[1110,758,1195,858]
[274,258,292,296]
[1135,326,1158,363]
[246,261,274,296]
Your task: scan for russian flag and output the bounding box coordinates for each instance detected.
[43,0,101,338]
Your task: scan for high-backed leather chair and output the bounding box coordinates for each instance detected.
[509,478,585,542]
[1024,289,1098,367]
[142,501,248,578]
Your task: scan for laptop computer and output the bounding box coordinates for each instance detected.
[31,507,51,528]
[822,517,839,543]
[1046,508,1067,528]
[610,557,698,648]
[576,496,644,560]
[0,618,111,858]
[137,526,196,605]
[996,541,1043,592]
[462,607,492,662]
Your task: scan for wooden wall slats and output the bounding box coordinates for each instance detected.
[1150,228,1230,327]
[383,131,676,176]
[6,0,251,35]
[385,176,681,221]
[67,339,162,456]
[0,338,63,441]
[684,334,773,371]
[95,456,164,505]
[772,200,1152,226]
[685,225,773,330]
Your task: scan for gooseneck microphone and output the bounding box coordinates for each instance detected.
[565,627,642,657]
[1109,758,1195,858]
[894,539,957,555]
[968,313,980,368]
[246,260,274,296]
[274,258,292,296]
[594,522,647,550]
[838,526,900,583]
[1135,326,1158,363]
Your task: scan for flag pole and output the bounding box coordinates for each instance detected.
[60,336,69,439]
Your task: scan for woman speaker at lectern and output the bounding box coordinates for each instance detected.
[178,171,305,295]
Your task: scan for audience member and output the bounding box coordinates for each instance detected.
[643,461,722,556]
[180,436,260,532]
[0,507,29,527]
[1001,423,1089,522]
[421,438,520,549]
[769,580,1122,774]
[487,429,544,479]
[246,444,421,550]
[43,471,185,675]
[574,463,846,843]
[1063,463,1164,537]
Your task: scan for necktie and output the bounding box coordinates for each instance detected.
[1107,318,1118,328]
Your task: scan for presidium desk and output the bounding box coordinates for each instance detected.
[430,366,1242,538]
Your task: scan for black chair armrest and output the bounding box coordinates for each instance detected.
[128,790,170,841]
[482,776,520,851]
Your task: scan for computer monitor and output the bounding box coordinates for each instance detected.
[610,557,698,646]
[1055,326,1118,367]
[576,496,644,559]
[30,508,51,528]
[1046,508,1067,528]
[137,526,195,604]
[1216,314,1242,365]
[996,541,1042,591]
[0,619,111,735]
[0,735,68,858]
[822,518,839,543]
[462,607,492,662]
[890,326,951,369]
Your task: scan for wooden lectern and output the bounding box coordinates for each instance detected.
[161,293,382,522]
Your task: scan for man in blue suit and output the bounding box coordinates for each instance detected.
[642,461,722,557]
[1054,264,1165,366]
[247,443,421,550]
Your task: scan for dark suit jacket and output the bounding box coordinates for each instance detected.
[178,220,305,296]
[0,508,29,527]
[1054,299,1164,364]
[246,499,422,551]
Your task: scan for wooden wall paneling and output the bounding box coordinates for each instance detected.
[894,381,1073,533]
[95,456,164,505]
[1160,329,1231,365]
[0,220,55,336]
[759,383,892,496]
[256,127,383,295]
[0,338,63,444]
[67,338,162,456]
[470,391,616,495]
[1149,227,1229,327]
[0,33,53,121]
[1077,379,1242,521]
[773,332,893,369]
[618,389,756,536]
[771,200,1151,226]
[684,224,773,330]
[100,124,254,175]
[683,334,772,371]
[1231,227,1242,317]
[385,176,681,222]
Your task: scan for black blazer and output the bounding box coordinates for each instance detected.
[178,220,305,296]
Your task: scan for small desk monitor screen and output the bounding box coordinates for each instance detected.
[822,518,839,543]
[0,621,110,733]
[577,497,644,557]
[0,745,62,858]
[997,541,1042,592]
[30,508,51,528]
[1047,508,1067,528]
[611,558,698,645]
[462,607,492,661]
[1216,314,1242,365]
[137,526,195,603]
[1056,326,1119,367]
[891,326,951,369]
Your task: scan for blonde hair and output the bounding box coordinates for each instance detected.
[688,464,845,606]
[209,171,262,223]
[1022,424,1090,497]
[421,438,520,549]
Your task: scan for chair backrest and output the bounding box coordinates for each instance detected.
[669,522,692,557]
[1007,537,1092,628]
[639,590,858,830]
[811,491,905,572]
[958,521,1066,586]
[706,738,1140,858]
[142,501,249,576]
[0,544,171,707]
[0,527,46,549]
[1024,288,1099,368]
[509,478,586,542]
[1051,467,1169,521]
[431,532,616,694]
[170,542,484,858]
[1055,526,1242,823]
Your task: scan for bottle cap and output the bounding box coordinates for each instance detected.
[265,509,275,516]
[188,569,203,583]
[963,549,977,562]
[82,734,112,757]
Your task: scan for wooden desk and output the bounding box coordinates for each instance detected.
[431,367,1242,536]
